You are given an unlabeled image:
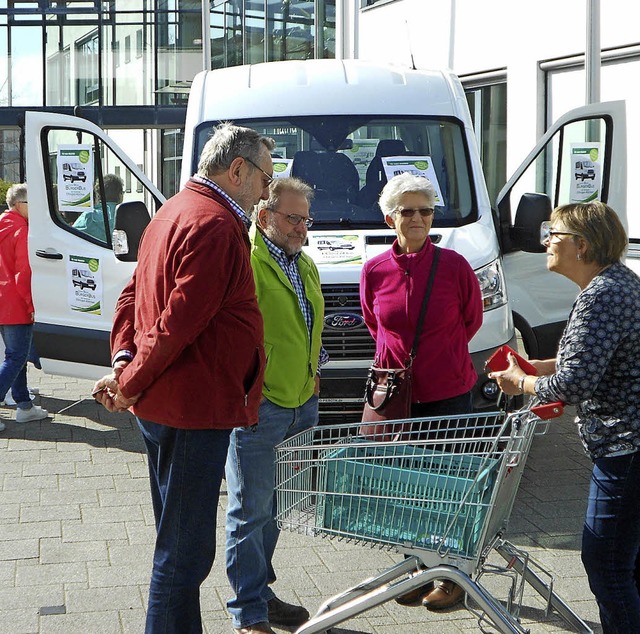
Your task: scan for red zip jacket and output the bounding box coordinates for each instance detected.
[0,209,34,325]
[360,238,482,404]
[111,180,265,429]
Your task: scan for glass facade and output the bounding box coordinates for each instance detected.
[209,1,335,68]
[0,0,335,195]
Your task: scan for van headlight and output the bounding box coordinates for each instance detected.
[476,258,507,311]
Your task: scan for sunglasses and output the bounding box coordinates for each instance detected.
[539,221,582,245]
[393,207,435,218]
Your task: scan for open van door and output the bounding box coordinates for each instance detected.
[25,112,166,380]
[496,100,626,359]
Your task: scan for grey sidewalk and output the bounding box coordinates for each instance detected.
[0,369,602,634]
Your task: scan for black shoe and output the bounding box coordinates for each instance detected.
[267,596,310,627]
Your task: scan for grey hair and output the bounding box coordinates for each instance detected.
[378,173,436,216]
[255,177,314,219]
[6,183,27,208]
[197,122,275,178]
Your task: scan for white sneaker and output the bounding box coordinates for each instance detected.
[15,405,49,423]
[2,388,37,407]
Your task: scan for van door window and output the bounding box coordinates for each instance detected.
[498,115,612,253]
[41,127,161,251]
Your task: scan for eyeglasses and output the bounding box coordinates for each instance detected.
[540,221,582,245]
[268,208,314,228]
[18,200,28,204]
[243,156,273,187]
[393,207,434,218]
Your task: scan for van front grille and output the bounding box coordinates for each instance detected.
[321,284,375,361]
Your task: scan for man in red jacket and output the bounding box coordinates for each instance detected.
[93,123,274,634]
[0,184,49,430]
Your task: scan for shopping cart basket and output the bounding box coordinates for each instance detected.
[275,401,592,634]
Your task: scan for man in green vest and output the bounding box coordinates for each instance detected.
[225,177,326,634]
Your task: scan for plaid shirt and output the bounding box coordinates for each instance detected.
[192,175,252,231]
[261,231,329,370]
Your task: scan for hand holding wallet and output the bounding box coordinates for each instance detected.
[485,344,538,376]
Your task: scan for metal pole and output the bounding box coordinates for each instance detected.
[201,0,211,71]
[335,0,344,60]
[585,0,600,105]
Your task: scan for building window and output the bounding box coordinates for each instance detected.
[77,32,100,105]
[136,28,143,58]
[125,34,131,64]
[463,76,507,205]
[113,40,120,68]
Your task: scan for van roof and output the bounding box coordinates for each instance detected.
[186,59,462,129]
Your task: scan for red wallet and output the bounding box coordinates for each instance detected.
[485,345,538,376]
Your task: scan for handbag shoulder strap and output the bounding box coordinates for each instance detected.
[409,246,440,361]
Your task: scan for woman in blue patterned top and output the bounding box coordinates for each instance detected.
[489,201,640,633]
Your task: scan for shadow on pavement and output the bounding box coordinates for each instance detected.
[0,394,144,454]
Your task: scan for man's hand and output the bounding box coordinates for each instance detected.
[92,360,141,412]
[314,374,321,396]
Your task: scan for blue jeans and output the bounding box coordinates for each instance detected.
[0,324,33,409]
[137,417,231,634]
[225,394,319,628]
[582,452,640,633]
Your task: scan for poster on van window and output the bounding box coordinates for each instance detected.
[381,156,444,205]
[272,158,293,179]
[306,234,362,265]
[67,255,102,315]
[341,139,380,182]
[57,145,94,213]
[570,143,603,203]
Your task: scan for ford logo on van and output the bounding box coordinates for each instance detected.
[324,313,364,330]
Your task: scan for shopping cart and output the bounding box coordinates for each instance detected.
[275,402,592,634]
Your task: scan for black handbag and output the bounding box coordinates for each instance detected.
[360,247,441,439]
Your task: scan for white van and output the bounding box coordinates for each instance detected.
[24,59,626,419]
[62,162,87,183]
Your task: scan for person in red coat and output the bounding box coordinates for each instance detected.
[93,123,274,634]
[360,172,482,610]
[0,184,49,429]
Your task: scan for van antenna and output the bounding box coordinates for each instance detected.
[406,21,416,70]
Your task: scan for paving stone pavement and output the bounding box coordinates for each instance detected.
[0,369,603,634]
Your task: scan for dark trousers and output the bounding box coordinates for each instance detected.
[582,452,640,633]
[137,417,231,634]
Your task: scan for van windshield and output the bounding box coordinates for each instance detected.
[194,116,476,229]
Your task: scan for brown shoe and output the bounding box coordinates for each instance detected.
[233,623,276,634]
[421,579,464,610]
[395,582,434,606]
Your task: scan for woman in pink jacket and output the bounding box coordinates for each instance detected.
[360,172,483,610]
[0,184,48,429]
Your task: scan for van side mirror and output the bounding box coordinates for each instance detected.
[509,193,552,253]
[113,200,151,262]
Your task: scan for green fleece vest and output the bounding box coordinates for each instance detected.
[251,227,324,408]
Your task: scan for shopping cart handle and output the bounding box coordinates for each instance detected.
[530,401,564,420]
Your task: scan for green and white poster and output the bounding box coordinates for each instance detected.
[272,158,293,179]
[57,145,94,213]
[67,255,102,315]
[570,143,602,203]
[381,156,444,205]
[342,139,380,182]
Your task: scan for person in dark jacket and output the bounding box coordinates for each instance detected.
[360,172,482,610]
[0,184,49,428]
[93,123,274,634]
[490,202,640,634]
